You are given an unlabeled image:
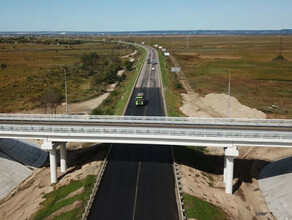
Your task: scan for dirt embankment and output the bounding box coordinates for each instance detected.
[170,54,292,219]
[0,143,104,220]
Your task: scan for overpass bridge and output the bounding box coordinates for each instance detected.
[1,113,292,194]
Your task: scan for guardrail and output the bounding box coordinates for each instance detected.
[82,144,112,220]
[1,114,292,127]
[1,124,292,141]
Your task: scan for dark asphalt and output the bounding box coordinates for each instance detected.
[87,46,179,220]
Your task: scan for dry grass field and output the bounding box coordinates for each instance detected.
[0,38,133,112]
[134,35,292,118]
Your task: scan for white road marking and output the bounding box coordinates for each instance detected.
[132,161,141,220]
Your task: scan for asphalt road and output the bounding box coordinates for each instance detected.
[87,46,179,220]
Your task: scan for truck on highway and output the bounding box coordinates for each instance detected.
[135,93,144,106]
[152,59,156,65]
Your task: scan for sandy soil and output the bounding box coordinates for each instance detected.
[121,50,136,62]
[117,70,125,77]
[121,50,137,58]
[19,83,119,115]
[180,92,266,118]
[0,143,103,220]
[173,55,292,219]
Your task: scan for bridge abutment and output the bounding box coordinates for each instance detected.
[224,146,239,194]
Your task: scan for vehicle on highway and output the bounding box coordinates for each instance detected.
[135,93,144,106]
[152,67,155,71]
[147,58,151,64]
[152,59,156,65]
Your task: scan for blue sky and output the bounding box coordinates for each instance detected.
[1,0,291,31]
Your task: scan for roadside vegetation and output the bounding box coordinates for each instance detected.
[33,175,95,220]
[0,37,135,112]
[158,50,185,117]
[136,35,292,118]
[183,193,228,220]
[33,143,110,219]
[173,146,227,219]
[91,47,146,115]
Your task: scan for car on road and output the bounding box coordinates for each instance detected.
[152,67,155,71]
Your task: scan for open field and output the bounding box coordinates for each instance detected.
[0,38,134,112]
[131,35,292,118]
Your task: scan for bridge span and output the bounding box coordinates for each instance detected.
[1,113,292,194]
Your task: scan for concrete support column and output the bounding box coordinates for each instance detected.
[223,155,227,184]
[49,144,57,184]
[60,143,67,173]
[224,146,239,194]
[225,156,235,194]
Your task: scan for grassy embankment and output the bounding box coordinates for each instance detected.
[173,146,228,219]
[33,143,109,220]
[141,36,292,118]
[91,47,146,115]
[0,39,132,112]
[158,50,185,117]
[34,175,95,220]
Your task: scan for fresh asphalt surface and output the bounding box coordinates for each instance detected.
[87,46,179,220]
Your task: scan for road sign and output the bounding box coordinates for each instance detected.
[171,67,180,72]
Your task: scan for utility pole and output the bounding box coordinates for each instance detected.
[227,69,231,118]
[211,68,232,118]
[64,68,68,115]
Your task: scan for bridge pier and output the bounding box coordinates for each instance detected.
[224,146,239,194]
[49,145,57,184]
[60,143,67,173]
[42,140,67,184]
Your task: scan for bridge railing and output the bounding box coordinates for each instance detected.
[1,113,292,127]
[1,124,292,141]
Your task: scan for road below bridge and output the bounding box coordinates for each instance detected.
[87,46,179,220]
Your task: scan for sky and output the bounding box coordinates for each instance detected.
[1,0,291,31]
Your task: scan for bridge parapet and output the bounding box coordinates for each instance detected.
[1,113,292,127]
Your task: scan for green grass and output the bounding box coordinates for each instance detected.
[158,50,185,117]
[33,175,96,220]
[183,193,228,220]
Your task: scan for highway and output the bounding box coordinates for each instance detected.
[87,46,179,219]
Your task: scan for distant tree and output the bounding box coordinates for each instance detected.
[1,64,7,69]
[39,87,64,114]
[123,59,133,71]
[81,52,100,69]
